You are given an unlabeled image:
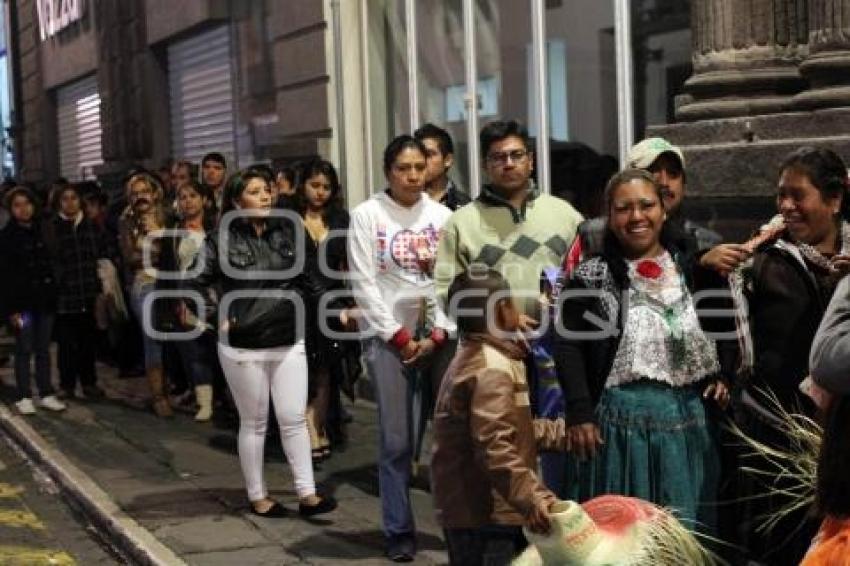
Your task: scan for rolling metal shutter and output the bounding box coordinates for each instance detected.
[57,75,103,181]
[168,25,236,166]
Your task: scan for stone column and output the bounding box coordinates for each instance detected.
[676,0,808,121]
[794,0,850,108]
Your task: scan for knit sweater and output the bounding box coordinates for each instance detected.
[435,186,583,317]
[348,191,453,343]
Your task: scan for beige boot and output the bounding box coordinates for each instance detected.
[148,366,173,418]
[194,385,213,422]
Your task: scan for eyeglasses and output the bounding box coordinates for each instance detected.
[486,149,529,166]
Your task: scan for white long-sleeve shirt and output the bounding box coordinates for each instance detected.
[348,191,453,342]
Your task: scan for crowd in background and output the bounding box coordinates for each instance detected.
[1,119,850,565]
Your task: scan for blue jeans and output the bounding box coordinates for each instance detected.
[129,282,163,370]
[175,333,214,386]
[364,338,415,541]
[14,311,55,400]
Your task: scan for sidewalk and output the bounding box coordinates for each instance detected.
[0,352,448,565]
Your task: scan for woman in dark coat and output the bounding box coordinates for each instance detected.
[43,183,109,400]
[0,186,65,414]
[737,147,850,566]
[294,158,355,460]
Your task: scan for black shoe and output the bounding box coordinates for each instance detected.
[56,389,76,400]
[249,501,288,518]
[386,536,416,563]
[82,385,105,399]
[298,495,337,517]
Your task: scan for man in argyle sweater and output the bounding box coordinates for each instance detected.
[435,120,583,326]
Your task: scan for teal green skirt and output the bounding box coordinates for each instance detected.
[563,380,721,533]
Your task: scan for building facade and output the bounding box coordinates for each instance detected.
[6,0,691,209]
[8,0,848,237]
[10,0,336,191]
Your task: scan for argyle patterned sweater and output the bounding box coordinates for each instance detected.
[435,186,583,318]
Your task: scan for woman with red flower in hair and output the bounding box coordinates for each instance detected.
[553,169,732,536]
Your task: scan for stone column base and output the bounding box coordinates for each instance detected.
[647,107,850,240]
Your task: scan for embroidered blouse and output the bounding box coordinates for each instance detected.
[605,252,720,388]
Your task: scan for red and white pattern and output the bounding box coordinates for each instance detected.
[389,224,439,275]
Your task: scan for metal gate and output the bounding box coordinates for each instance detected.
[57,74,103,181]
[168,25,236,166]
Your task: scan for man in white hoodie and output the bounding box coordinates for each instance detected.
[347,135,453,562]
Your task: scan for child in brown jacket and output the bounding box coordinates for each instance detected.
[431,268,567,566]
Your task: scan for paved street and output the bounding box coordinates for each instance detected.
[0,350,448,565]
[0,429,119,564]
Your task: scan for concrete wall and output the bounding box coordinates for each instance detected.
[38,2,97,89]
[144,0,228,46]
[267,0,330,158]
[12,0,339,184]
[16,0,56,183]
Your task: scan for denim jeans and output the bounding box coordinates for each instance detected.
[364,338,415,541]
[129,281,163,370]
[14,311,55,400]
[175,333,215,386]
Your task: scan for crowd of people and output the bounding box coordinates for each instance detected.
[1,118,850,565]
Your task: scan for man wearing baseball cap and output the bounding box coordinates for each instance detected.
[627,138,690,214]
[562,137,756,274]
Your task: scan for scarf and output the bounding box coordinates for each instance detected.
[58,210,84,227]
[794,221,850,273]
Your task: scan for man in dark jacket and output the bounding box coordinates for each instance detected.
[573,137,723,259]
[43,183,109,399]
[414,123,471,211]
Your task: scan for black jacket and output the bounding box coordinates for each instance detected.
[42,214,106,314]
[155,226,211,333]
[306,209,350,290]
[438,180,472,211]
[745,238,837,413]
[553,240,734,425]
[187,217,333,350]
[0,220,57,317]
[303,209,359,362]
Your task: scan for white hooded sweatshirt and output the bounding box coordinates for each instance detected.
[348,191,453,343]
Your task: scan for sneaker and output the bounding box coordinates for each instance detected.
[81,385,105,399]
[15,398,36,415]
[39,395,67,412]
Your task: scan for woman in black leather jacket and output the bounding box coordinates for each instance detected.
[186,167,336,518]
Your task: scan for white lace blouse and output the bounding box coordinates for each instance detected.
[605,252,720,389]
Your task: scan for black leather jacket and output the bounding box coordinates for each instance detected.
[188,217,332,350]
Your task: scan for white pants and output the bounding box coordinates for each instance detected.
[218,342,315,501]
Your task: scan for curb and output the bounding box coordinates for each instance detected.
[0,403,187,566]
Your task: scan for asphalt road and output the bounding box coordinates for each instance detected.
[0,431,122,565]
